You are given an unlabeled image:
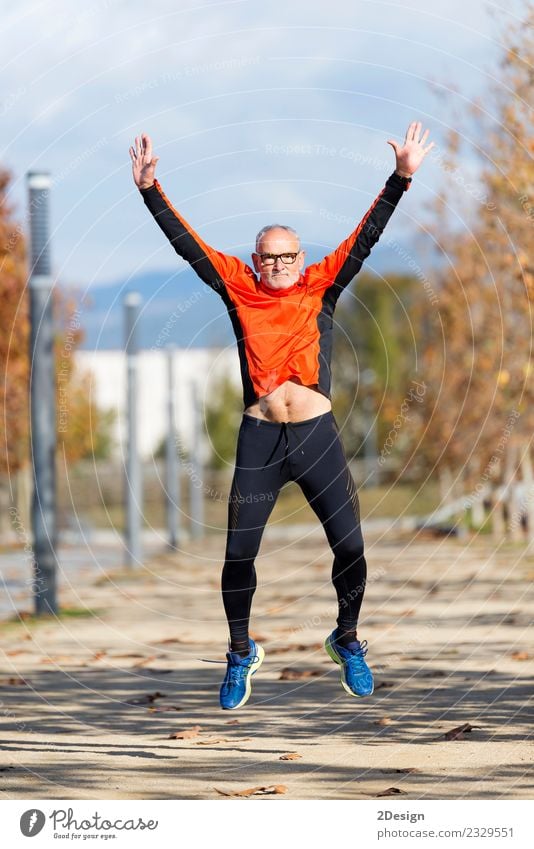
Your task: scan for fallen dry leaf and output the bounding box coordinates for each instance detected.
[279,752,302,761]
[214,784,287,798]
[279,668,323,681]
[196,737,250,745]
[394,768,420,774]
[131,654,160,667]
[269,643,323,655]
[153,637,183,645]
[169,725,202,740]
[225,719,240,725]
[375,787,407,797]
[510,651,530,661]
[374,717,393,726]
[443,722,481,741]
[127,691,167,705]
[110,652,145,659]
[148,705,182,712]
[0,677,29,686]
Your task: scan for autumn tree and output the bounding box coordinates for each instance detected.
[0,166,30,482]
[0,166,116,535]
[411,0,534,537]
[333,271,425,474]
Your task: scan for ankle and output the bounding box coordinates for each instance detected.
[335,627,358,648]
[230,638,251,657]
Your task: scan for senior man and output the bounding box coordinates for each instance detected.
[130,122,434,709]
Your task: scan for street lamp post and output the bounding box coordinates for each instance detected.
[124,292,142,567]
[27,170,58,614]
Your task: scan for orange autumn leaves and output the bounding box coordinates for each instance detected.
[0,166,112,475]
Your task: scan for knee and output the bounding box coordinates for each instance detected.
[333,532,365,565]
[224,532,259,565]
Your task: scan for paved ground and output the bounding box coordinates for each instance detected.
[0,524,533,800]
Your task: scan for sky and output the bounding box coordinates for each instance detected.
[1,0,525,298]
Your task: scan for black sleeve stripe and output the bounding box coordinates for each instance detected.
[140,182,225,292]
[333,171,406,292]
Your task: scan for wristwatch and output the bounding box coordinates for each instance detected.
[394,171,413,190]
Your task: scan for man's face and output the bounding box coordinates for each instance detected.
[252,227,305,290]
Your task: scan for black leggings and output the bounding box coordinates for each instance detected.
[222,410,367,646]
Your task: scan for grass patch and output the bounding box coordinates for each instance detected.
[2,606,101,628]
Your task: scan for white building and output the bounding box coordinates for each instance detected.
[75,347,242,459]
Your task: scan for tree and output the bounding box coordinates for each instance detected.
[333,272,423,468]
[0,166,30,478]
[0,165,116,488]
[412,1,534,536]
[54,291,116,463]
[204,376,243,470]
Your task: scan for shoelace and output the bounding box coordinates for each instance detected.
[226,655,259,687]
[344,639,369,668]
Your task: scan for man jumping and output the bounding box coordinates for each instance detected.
[130,122,434,709]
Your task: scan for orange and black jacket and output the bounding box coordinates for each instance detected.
[140,171,410,409]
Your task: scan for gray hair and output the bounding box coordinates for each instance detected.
[255,224,300,252]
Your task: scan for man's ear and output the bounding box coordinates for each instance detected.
[251,252,261,273]
[298,249,306,269]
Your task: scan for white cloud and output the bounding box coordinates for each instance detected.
[1,0,515,285]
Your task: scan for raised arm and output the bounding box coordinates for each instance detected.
[130,133,245,292]
[308,121,434,294]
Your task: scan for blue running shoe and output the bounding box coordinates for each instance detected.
[325,630,374,697]
[219,639,264,710]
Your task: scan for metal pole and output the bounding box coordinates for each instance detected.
[27,170,58,615]
[165,344,180,549]
[190,380,204,539]
[124,292,142,567]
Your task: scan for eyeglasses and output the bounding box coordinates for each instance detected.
[257,252,299,266]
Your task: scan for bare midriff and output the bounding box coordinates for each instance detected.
[244,377,332,423]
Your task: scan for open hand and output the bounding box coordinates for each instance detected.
[129,133,160,189]
[387,121,434,177]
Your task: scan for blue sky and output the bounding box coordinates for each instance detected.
[1,0,522,297]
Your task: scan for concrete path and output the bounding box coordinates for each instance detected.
[0,525,533,800]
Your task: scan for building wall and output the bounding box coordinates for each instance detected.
[75,347,242,459]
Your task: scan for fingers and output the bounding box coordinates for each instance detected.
[142,132,152,160]
[405,121,417,142]
[406,121,425,143]
[130,134,150,166]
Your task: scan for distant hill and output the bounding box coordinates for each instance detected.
[71,245,420,351]
[74,265,235,351]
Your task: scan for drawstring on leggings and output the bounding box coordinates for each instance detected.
[262,421,305,469]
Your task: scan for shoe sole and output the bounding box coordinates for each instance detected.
[221,644,265,710]
[324,635,374,698]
